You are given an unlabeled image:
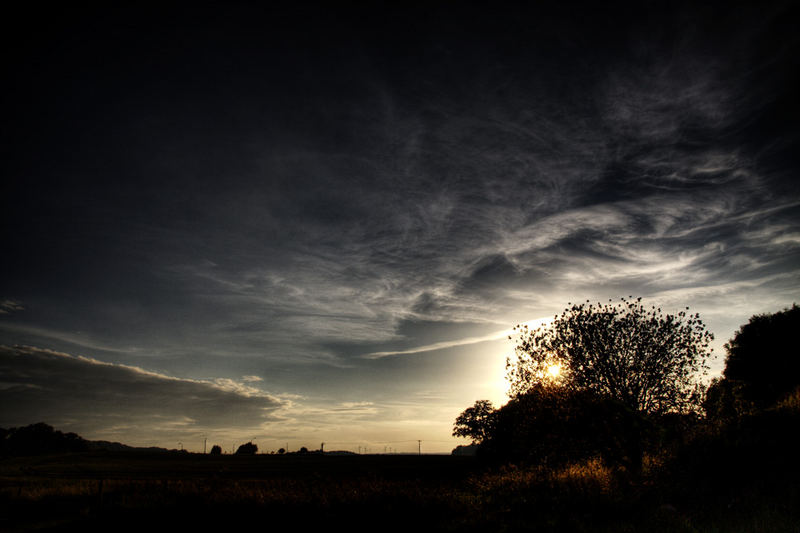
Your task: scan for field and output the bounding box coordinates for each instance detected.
[2,450,799,532]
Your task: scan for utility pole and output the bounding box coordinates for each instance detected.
[320,442,325,454]
[203,437,207,454]
[418,440,421,455]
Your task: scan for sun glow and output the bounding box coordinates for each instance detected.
[546,363,562,378]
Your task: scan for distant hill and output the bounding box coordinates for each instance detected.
[86,439,172,453]
[0,423,171,456]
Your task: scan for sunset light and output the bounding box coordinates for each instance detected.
[2,0,798,464]
[2,2,798,531]
[546,363,562,379]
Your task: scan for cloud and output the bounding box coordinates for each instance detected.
[362,317,551,359]
[456,255,522,296]
[333,401,377,414]
[0,323,139,355]
[361,330,509,359]
[0,346,284,437]
[0,300,24,315]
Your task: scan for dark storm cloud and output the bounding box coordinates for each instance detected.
[0,345,283,434]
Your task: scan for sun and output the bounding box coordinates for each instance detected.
[546,363,562,378]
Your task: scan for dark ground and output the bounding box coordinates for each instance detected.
[2,448,799,533]
[1,452,483,532]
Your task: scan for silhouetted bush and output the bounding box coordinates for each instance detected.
[480,386,649,474]
[667,399,800,499]
[703,377,755,421]
[235,442,258,455]
[209,444,222,455]
[451,444,479,456]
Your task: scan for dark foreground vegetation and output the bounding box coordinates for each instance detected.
[1,428,798,533]
[2,304,798,531]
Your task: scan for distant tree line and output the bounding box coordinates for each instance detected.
[0,422,88,456]
[0,427,329,457]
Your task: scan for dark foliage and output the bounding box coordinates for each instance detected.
[0,422,88,456]
[721,304,800,411]
[648,411,702,455]
[235,442,258,455]
[209,444,222,455]
[480,385,649,474]
[663,399,800,514]
[703,377,755,421]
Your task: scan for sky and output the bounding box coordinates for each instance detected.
[2,2,799,453]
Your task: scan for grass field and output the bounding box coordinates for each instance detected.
[1,451,798,532]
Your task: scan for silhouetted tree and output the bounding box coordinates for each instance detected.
[298,446,308,454]
[235,442,258,455]
[720,304,800,410]
[209,444,222,455]
[507,297,713,415]
[277,448,285,454]
[452,400,495,443]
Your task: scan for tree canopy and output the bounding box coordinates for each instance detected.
[507,297,713,415]
[706,304,800,419]
[452,400,495,443]
[722,304,800,409]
